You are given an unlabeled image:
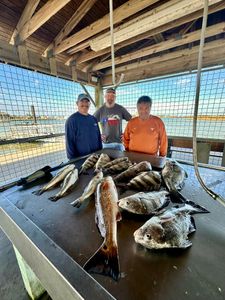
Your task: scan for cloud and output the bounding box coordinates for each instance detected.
[175,78,191,86]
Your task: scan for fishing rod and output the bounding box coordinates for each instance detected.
[0,153,91,193]
[192,0,225,207]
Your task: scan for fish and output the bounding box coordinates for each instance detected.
[134,203,208,250]
[94,153,111,172]
[118,171,162,193]
[161,159,188,203]
[33,164,75,195]
[83,176,121,281]
[114,161,152,183]
[101,157,130,170]
[103,159,132,175]
[48,168,79,202]
[118,191,170,215]
[70,171,103,207]
[79,154,100,174]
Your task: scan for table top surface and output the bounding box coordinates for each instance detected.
[1,149,225,300]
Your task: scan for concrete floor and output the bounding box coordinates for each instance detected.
[0,229,51,300]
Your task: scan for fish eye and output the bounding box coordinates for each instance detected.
[146,234,151,239]
[126,201,129,205]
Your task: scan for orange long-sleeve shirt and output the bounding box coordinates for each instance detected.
[123,116,168,156]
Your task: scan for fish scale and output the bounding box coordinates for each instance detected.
[127,171,162,191]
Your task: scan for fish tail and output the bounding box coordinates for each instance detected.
[70,197,82,207]
[48,195,60,202]
[32,189,44,196]
[185,200,210,214]
[169,190,187,203]
[84,242,120,281]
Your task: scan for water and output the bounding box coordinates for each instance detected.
[1,118,225,139]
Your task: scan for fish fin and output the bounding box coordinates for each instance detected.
[185,200,210,214]
[189,216,196,233]
[83,242,120,281]
[48,195,60,202]
[32,189,44,196]
[70,197,82,208]
[169,190,187,203]
[180,240,192,249]
[116,211,122,221]
[157,197,171,213]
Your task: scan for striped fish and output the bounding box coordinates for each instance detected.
[114,161,152,183]
[79,154,100,174]
[94,153,111,172]
[103,159,132,175]
[119,171,161,193]
[101,157,130,170]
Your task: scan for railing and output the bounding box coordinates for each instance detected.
[167,136,225,166]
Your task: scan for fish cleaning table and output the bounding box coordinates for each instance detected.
[0,149,225,300]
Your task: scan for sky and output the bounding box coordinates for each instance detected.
[0,62,225,118]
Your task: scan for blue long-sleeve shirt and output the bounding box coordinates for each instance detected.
[65,112,102,159]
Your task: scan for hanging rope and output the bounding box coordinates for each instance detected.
[109,0,115,86]
[109,0,124,89]
[192,0,225,207]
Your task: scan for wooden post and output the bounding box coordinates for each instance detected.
[197,142,211,164]
[222,143,225,167]
[95,80,103,109]
[13,246,46,300]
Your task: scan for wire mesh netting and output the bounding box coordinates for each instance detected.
[0,63,225,185]
[115,68,225,166]
[0,63,95,183]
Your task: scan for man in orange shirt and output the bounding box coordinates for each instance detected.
[123,96,168,157]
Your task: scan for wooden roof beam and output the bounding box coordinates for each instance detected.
[54,0,160,54]
[18,0,72,42]
[43,0,97,56]
[90,0,222,51]
[102,46,225,85]
[10,0,40,45]
[104,39,225,75]
[74,0,225,64]
[91,22,225,71]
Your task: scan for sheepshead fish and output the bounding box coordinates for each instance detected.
[118,191,170,215]
[49,168,79,202]
[119,171,161,193]
[94,153,111,172]
[134,203,207,250]
[70,171,103,207]
[114,161,152,183]
[79,154,99,174]
[83,176,121,281]
[161,159,188,203]
[102,157,130,170]
[103,159,132,175]
[33,164,75,195]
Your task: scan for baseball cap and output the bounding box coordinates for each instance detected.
[106,88,116,94]
[77,93,91,102]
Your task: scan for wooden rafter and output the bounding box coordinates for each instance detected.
[89,0,222,51]
[10,0,40,44]
[102,45,225,86]
[54,0,160,54]
[104,39,225,75]
[91,22,225,71]
[69,0,225,64]
[43,0,97,56]
[18,0,72,42]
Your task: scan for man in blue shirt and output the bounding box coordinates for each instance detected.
[65,94,102,159]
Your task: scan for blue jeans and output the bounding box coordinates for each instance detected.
[103,143,124,151]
